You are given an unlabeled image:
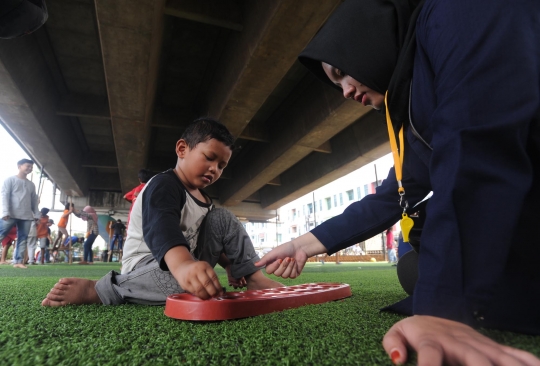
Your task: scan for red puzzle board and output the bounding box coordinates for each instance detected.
[164,282,352,321]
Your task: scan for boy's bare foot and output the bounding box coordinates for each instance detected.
[13,263,27,269]
[225,265,247,289]
[78,261,88,265]
[0,261,8,265]
[41,278,102,307]
[246,270,284,290]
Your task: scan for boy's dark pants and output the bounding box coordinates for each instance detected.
[95,208,261,305]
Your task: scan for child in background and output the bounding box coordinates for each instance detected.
[53,203,73,248]
[42,117,283,306]
[38,218,54,264]
[30,207,49,265]
[124,169,154,228]
[0,226,17,264]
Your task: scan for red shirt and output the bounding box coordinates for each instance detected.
[125,183,145,227]
[386,230,394,250]
[124,183,145,203]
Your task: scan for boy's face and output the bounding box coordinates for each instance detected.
[175,138,232,190]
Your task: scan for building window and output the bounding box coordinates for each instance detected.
[292,209,296,220]
[318,200,322,212]
[357,187,362,200]
[277,234,282,243]
[364,184,369,196]
[339,193,343,205]
[325,197,331,210]
[291,226,297,234]
[307,203,313,214]
[333,195,337,207]
[346,189,354,201]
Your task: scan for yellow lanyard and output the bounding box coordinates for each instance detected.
[384,91,414,242]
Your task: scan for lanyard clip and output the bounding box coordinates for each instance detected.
[399,192,408,212]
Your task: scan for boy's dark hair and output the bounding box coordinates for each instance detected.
[138,169,155,183]
[17,158,34,166]
[41,207,49,215]
[181,118,235,150]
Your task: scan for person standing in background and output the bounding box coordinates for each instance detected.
[74,206,99,265]
[108,219,126,262]
[386,228,397,265]
[32,207,50,265]
[0,159,39,269]
[24,220,37,264]
[0,226,17,264]
[124,169,154,228]
[53,203,73,248]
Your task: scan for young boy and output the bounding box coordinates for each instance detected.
[34,208,50,265]
[52,203,73,248]
[42,118,283,306]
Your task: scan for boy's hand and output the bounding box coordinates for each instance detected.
[177,261,223,300]
[165,246,224,300]
[382,316,540,366]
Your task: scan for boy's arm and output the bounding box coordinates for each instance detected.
[164,246,223,300]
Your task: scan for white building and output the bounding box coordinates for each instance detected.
[243,153,397,255]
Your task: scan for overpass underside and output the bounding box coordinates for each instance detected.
[0,0,389,221]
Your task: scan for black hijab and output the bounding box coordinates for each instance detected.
[299,0,424,131]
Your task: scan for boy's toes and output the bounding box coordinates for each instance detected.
[41,297,63,307]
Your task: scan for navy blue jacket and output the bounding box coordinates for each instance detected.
[311,0,540,335]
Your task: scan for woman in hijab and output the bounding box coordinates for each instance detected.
[257,0,540,364]
[74,205,99,264]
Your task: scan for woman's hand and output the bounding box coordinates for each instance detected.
[254,233,327,279]
[382,315,540,366]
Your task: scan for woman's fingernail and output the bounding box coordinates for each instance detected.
[390,350,401,365]
[278,259,282,264]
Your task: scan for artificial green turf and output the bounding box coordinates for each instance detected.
[0,262,538,366]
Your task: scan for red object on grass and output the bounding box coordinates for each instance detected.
[164,282,352,321]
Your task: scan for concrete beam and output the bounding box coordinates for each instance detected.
[308,140,332,154]
[0,33,89,196]
[81,152,118,169]
[214,201,277,222]
[164,0,243,31]
[260,111,390,209]
[200,0,342,137]
[57,93,110,120]
[218,76,371,206]
[90,172,122,191]
[267,176,281,186]
[95,0,166,193]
